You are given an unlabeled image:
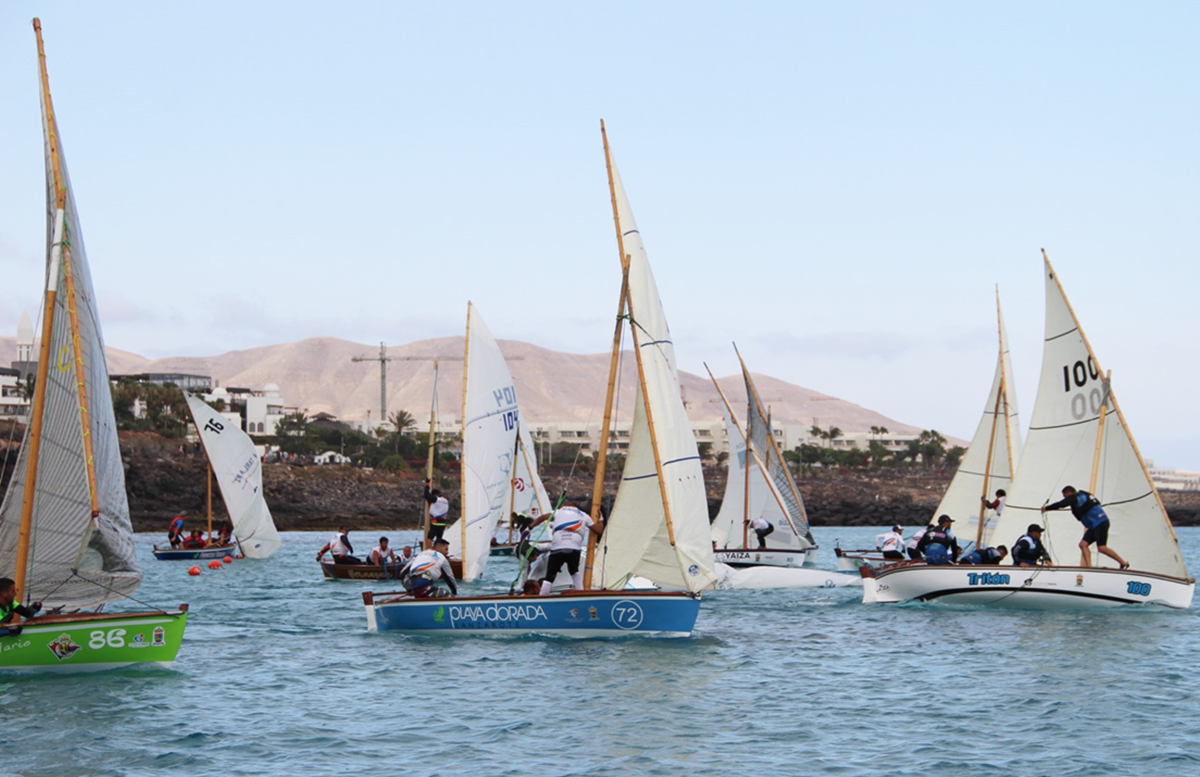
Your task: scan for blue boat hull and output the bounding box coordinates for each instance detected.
[152,545,234,561]
[363,590,701,636]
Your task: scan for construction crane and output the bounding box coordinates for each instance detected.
[351,342,393,424]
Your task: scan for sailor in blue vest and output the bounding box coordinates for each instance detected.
[1011,524,1052,567]
[959,545,1008,565]
[916,515,960,564]
[1042,485,1129,569]
[528,504,605,595]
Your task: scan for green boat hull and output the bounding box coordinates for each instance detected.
[1,609,188,673]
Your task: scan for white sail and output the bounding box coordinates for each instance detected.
[741,362,813,549]
[445,303,519,581]
[0,83,140,608]
[710,401,748,548]
[185,394,281,559]
[932,297,1022,546]
[513,416,552,523]
[993,257,1187,578]
[593,150,717,594]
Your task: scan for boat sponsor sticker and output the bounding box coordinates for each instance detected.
[966,572,1011,586]
[48,633,82,661]
[443,603,548,629]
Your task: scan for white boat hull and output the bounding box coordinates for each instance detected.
[862,564,1195,609]
[713,547,808,569]
[803,546,819,566]
[834,547,893,573]
[715,563,861,590]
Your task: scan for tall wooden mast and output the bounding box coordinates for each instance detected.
[460,303,472,557]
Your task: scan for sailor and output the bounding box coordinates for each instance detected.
[906,524,933,561]
[0,577,41,638]
[959,545,1008,565]
[423,479,450,545]
[981,489,1007,516]
[370,536,397,566]
[875,525,906,560]
[182,530,206,549]
[529,504,605,595]
[745,516,774,549]
[399,538,458,598]
[1042,485,1129,569]
[917,515,961,564]
[168,512,186,548]
[316,528,362,564]
[1011,524,1052,567]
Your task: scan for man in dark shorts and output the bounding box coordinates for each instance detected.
[1042,485,1129,569]
[528,504,605,595]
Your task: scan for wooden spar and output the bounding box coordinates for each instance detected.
[1088,370,1112,495]
[1044,250,1181,545]
[14,21,67,609]
[584,120,632,591]
[506,435,520,545]
[460,303,472,562]
[206,463,214,544]
[996,291,1018,479]
[734,346,808,536]
[976,380,1003,547]
[423,359,439,546]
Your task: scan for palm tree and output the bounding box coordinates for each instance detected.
[388,409,417,454]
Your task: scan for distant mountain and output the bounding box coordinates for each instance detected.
[3,334,922,436]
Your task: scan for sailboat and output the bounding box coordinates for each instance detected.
[708,351,818,570]
[442,302,520,582]
[362,122,715,634]
[181,394,279,558]
[840,294,1021,572]
[863,255,1194,608]
[0,20,187,671]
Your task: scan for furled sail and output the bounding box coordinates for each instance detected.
[931,297,1021,546]
[0,72,140,607]
[741,361,814,549]
[445,303,519,581]
[992,256,1187,578]
[185,394,281,559]
[593,150,716,593]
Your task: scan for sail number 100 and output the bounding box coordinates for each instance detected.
[1062,357,1105,420]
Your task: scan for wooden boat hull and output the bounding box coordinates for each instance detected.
[362,590,701,636]
[320,559,463,581]
[834,547,892,573]
[714,547,809,569]
[153,544,236,561]
[861,564,1195,609]
[0,608,188,673]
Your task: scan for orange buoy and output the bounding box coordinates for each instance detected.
[223,556,233,564]
[187,566,201,576]
[207,560,222,570]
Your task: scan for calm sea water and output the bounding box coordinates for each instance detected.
[3,525,1199,777]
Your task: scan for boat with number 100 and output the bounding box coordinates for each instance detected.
[1,21,187,672]
[863,254,1193,609]
[363,122,715,635]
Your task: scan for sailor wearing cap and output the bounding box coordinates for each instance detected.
[1011,524,1052,567]
[916,515,961,564]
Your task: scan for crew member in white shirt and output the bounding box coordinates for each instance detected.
[528,504,604,595]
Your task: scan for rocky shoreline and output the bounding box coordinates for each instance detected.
[116,442,1200,533]
[4,433,1197,533]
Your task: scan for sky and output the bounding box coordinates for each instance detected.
[0,2,1197,469]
